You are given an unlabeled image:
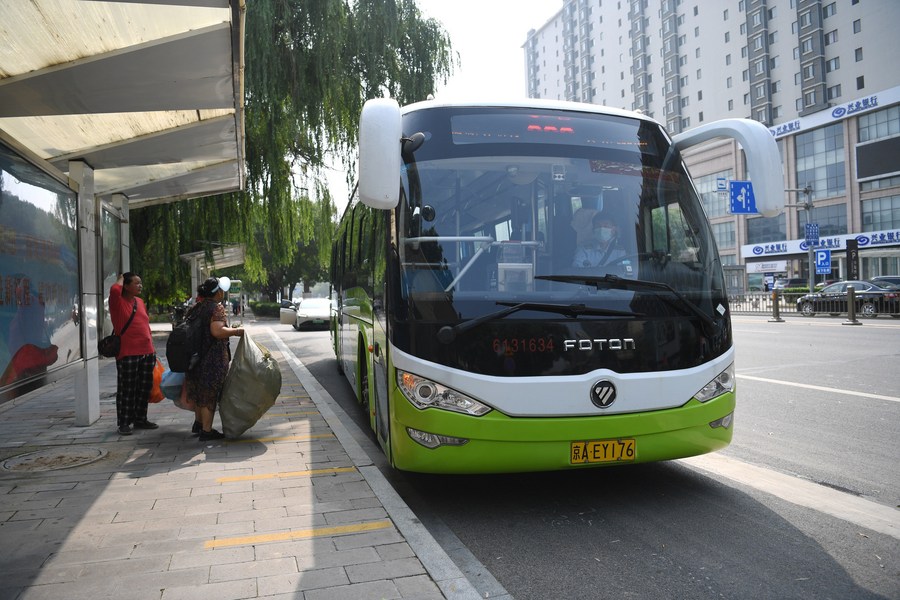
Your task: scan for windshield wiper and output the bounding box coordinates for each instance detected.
[436,301,642,344]
[535,274,719,337]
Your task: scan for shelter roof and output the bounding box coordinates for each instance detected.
[0,0,245,207]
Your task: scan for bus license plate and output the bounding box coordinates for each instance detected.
[570,439,636,464]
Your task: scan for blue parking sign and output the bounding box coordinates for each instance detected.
[815,249,831,275]
[729,181,758,214]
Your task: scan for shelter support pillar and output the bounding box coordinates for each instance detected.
[70,161,100,426]
[112,194,130,271]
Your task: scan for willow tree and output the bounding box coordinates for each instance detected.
[130,0,454,304]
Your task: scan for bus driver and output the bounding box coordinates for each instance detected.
[572,211,627,269]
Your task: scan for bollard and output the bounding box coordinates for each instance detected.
[843,285,862,326]
[768,288,784,323]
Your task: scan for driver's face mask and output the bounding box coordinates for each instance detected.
[593,226,615,243]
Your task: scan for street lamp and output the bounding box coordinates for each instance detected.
[784,185,815,293]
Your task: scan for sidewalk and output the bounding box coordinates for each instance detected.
[0,319,481,600]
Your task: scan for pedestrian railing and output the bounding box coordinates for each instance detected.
[728,290,900,319]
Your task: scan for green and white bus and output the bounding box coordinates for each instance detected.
[331,98,783,474]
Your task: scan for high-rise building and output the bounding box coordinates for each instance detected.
[525,0,900,291]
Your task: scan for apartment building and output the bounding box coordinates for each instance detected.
[524,0,900,291]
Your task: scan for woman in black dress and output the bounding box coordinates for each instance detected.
[184,276,244,441]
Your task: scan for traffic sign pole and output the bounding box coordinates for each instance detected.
[785,186,815,293]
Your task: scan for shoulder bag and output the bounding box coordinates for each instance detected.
[98,300,137,358]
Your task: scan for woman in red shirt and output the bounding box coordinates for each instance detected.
[108,272,157,435]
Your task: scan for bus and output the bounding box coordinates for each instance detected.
[331,98,783,474]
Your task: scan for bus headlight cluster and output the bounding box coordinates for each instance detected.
[695,363,735,403]
[397,370,491,416]
[406,428,469,449]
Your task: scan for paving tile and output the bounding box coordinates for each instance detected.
[257,566,349,596]
[162,578,258,600]
[394,574,445,599]
[168,545,255,570]
[208,556,298,582]
[346,557,427,584]
[304,579,401,600]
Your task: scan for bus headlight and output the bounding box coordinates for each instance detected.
[695,363,735,403]
[397,370,491,416]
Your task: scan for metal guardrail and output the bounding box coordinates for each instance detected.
[728,290,900,319]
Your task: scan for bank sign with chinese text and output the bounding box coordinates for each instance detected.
[768,85,900,139]
[741,228,900,259]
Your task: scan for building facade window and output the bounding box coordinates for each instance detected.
[695,170,733,218]
[747,214,786,244]
[797,203,848,237]
[795,123,846,200]
[826,84,841,100]
[712,221,736,249]
[858,105,900,142]
[826,57,840,72]
[862,195,900,231]
[861,175,900,192]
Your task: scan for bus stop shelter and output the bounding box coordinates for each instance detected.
[0,0,246,423]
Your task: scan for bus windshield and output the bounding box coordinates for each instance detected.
[397,107,725,325]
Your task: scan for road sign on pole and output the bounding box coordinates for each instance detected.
[729,180,758,214]
[815,249,831,275]
[805,223,820,245]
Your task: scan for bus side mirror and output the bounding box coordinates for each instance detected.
[359,98,402,210]
[672,118,785,218]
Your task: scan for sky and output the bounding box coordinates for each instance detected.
[326,0,562,213]
[415,0,561,100]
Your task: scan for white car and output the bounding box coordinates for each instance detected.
[293,297,331,330]
[279,299,298,325]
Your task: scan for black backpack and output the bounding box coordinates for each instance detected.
[165,308,205,372]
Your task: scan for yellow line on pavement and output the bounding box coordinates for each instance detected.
[217,466,356,483]
[229,433,335,443]
[262,411,319,417]
[205,520,393,549]
[278,394,311,399]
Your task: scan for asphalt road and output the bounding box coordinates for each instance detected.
[273,315,900,600]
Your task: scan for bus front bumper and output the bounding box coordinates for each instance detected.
[389,392,735,474]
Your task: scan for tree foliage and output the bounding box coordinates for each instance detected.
[129,0,454,305]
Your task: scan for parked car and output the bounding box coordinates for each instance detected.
[279,299,298,325]
[773,277,808,290]
[796,280,900,318]
[293,297,331,330]
[870,275,900,289]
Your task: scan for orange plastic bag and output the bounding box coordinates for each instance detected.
[149,358,165,403]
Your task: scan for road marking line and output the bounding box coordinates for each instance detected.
[261,411,320,417]
[278,394,311,399]
[229,433,335,443]
[216,466,357,483]
[205,520,393,549]
[737,374,900,403]
[682,453,900,540]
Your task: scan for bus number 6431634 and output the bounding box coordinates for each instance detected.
[492,337,555,355]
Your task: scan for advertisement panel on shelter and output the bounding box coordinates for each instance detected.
[0,142,81,392]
